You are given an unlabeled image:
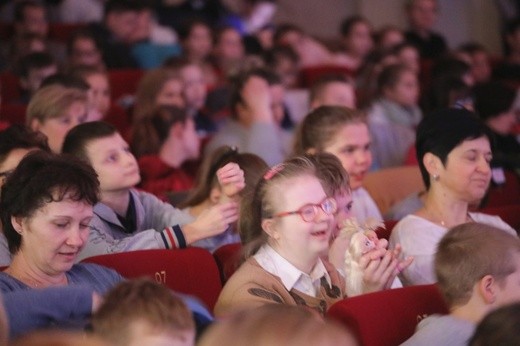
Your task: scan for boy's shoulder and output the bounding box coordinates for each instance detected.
[401,314,475,346]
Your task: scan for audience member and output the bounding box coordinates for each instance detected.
[17,52,58,104]
[180,146,268,252]
[264,45,300,89]
[402,222,520,345]
[205,68,289,166]
[215,156,407,317]
[200,304,358,346]
[92,278,195,346]
[367,63,419,168]
[469,302,520,346]
[11,330,108,346]
[0,151,122,338]
[337,16,374,72]
[131,106,199,199]
[59,0,103,23]
[375,25,405,51]
[86,0,144,68]
[458,42,492,84]
[0,125,50,266]
[67,29,105,70]
[62,121,239,260]
[473,81,520,170]
[389,108,516,286]
[211,26,246,80]
[494,18,520,81]
[164,58,217,134]
[309,75,356,110]
[404,0,448,59]
[70,65,111,120]
[132,67,185,124]
[26,84,88,153]
[293,106,383,222]
[391,42,421,74]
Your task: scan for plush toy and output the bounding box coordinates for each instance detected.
[341,218,384,296]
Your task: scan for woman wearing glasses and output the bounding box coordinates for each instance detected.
[214,156,410,317]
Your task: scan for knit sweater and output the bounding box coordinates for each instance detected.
[214,258,345,317]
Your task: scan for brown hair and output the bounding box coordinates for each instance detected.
[130,106,188,158]
[26,85,88,125]
[309,74,353,106]
[293,106,366,155]
[132,68,182,124]
[435,223,520,308]
[198,304,358,346]
[180,146,268,209]
[306,152,351,196]
[239,156,317,254]
[376,63,413,96]
[91,278,194,346]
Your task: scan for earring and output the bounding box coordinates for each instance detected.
[432,174,439,181]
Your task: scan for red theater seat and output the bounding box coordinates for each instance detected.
[299,65,355,88]
[0,104,26,125]
[107,69,144,103]
[82,248,222,311]
[328,284,448,346]
[213,243,242,283]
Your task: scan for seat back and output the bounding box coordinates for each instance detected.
[213,243,242,284]
[328,284,449,346]
[375,220,398,241]
[82,248,222,311]
[0,103,26,125]
[299,65,355,88]
[0,73,21,104]
[482,170,520,208]
[480,204,520,233]
[363,166,425,215]
[107,69,145,103]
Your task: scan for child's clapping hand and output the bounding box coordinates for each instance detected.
[217,162,246,201]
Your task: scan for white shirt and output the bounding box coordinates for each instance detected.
[351,187,383,223]
[390,212,516,286]
[254,245,332,297]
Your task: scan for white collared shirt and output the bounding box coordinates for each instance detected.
[254,244,332,297]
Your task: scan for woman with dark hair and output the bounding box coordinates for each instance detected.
[0,151,122,337]
[389,108,516,286]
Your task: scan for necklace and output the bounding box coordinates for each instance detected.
[424,205,472,228]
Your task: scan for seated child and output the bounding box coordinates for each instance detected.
[402,222,520,346]
[215,156,409,317]
[0,124,50,266]
[199,304,357,346]
[180,146,268,252]
[469,302,520,346]
[92,278,195,346]
[62,121,241,261]
[131,106,199,200]
[27,84,88,153]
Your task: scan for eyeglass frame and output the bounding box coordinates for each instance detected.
[272,197,338,223]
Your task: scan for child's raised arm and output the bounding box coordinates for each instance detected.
[217,162,246,202]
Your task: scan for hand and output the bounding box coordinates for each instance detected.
[358,243,413,294]
[91,292,103,313]
[241,76,273,123]
[184,202,239,243]
[217,163,246,200]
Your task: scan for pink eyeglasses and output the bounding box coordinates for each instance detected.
[273,197,337,223]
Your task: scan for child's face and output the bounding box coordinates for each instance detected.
[494,254,520,308]
[408,0,438,31]
[186,24,212,59]
[384,70,419,107]
[156,78,185,109]
[85,133,140,193]
[24,65,58,95]
[323,123,372,190]
[86,73,111,116]
[267,175,334,264]
[332,190,353,235]
[181,65,207,111]
[216,29,244,62]
[32,101,87,153]
[344,21,373,58]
